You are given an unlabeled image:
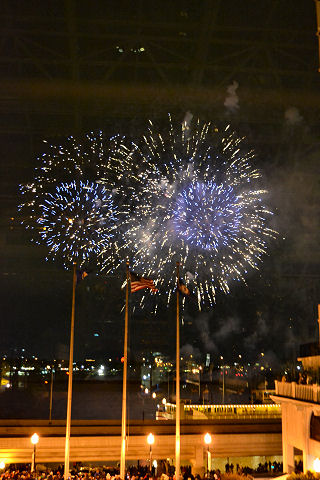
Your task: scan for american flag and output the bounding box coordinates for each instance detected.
[76,269,88,285]
[177,278,191,296]
[177,278,196,301]
[130,271,158,293]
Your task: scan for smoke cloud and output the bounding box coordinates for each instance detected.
[180,343,201,359]
[284,106,303,125]
[186,271,195,281]
[243,315,268,351]
[193,312,218,352]
[224,81,239,112]
[182,111,193,139]
[215,316,241,341]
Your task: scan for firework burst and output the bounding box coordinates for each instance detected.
[19,132,125,269]
[20,179,120,268]
[20,131,121,196]
[102,115,276,307]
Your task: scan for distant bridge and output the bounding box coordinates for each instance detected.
[0,417,282,472]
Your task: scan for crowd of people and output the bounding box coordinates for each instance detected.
[227,461,283,475]
[0,461,284,480]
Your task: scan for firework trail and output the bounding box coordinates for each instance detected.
[101,115,277,307]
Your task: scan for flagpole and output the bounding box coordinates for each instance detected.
[120,260,130,480]
[64,261,77,480]
[175,261,181,480]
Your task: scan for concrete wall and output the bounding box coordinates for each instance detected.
[0,419,282,474]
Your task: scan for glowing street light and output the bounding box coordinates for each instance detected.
[0,461,5,470]
[147,433,155,474]
[314,458,320,473]
[204,433,212,476]
[30,433,39,474]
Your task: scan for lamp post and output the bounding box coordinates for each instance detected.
[204,433,212,477]
[30,433,39,476]
[220,356,225,404]
[65,261,77,480]
[49,365,55,424]
[147,433,155,475]
[199,366,202,399]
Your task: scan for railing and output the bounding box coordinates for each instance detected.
[275,380,320,403]
[157,402,281,420]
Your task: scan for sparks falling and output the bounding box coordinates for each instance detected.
[101,115,277,307]
[19,132,120,191]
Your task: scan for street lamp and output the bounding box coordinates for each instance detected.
[30,433,39,475]
[220,357,225,404]
[147,433,155,474]
[0,461,5,470]
[199,366,202,398]
[204,433,212,476]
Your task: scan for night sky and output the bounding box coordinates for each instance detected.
[0,1,319,367]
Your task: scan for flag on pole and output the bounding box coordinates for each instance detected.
[129,271,158,293]
[76,269,88,284]
[177,278,195,298]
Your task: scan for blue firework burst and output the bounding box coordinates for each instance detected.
[21,180,120,268]
[101,115,277,307]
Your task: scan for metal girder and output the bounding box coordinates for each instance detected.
[191,0,221,86]
[0,1,318,137]
[0,2,317,94]
[64,0,81,131]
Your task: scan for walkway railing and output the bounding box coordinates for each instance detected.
[275,380,320,403]
[157,402,281,420]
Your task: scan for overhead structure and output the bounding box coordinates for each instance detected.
[0,0,318,137]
